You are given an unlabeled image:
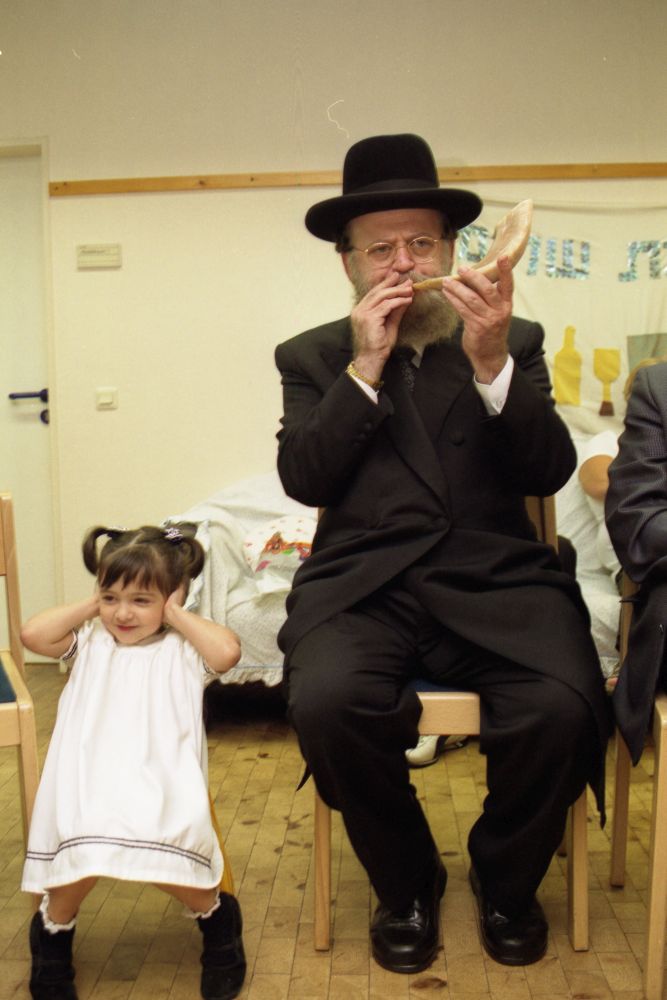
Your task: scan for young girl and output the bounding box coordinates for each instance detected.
[21,523,246,1000]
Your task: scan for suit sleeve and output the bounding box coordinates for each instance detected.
[508,319,554,396]
[606,368,667,583]
[488,320,577,497]
[275,337,393,508]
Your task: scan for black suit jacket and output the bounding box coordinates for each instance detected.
[606,362,667,762]
[275,315,611,800]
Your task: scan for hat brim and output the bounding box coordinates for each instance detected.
[305,187,483,242]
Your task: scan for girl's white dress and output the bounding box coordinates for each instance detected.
[22,620,223,892]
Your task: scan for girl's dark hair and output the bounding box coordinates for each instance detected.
[82,523,204,597]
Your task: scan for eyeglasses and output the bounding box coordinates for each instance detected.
[350,235,445,268]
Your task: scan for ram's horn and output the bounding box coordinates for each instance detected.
[413,198,534,290]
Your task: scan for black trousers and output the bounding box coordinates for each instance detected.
[284,586,596,916]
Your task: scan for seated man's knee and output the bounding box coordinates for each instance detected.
[285,639,364,740]
[288,664,352,731]
[537,679,592,756]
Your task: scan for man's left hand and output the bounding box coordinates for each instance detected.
[441,254,513,384]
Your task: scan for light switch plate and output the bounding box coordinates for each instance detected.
[96,387,118,410]
[77,244,122,270]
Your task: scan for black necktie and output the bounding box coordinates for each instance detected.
[396,350,416,392]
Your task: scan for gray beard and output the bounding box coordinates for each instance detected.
[351,270,460,352]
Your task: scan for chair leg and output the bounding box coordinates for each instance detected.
[610,730,632,888]
[208,792,235,895]
[567,790,589,951]
[17,717,40,846]
[4,654,40,846]
[313,788,332,950]
[644,696,667,1000]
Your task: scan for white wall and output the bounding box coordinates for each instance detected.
[1,0,666,598]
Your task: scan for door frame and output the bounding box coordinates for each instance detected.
[1,137,64,610]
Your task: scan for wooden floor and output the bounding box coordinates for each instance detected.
[0,665,661,999]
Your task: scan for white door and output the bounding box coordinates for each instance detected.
[0,146,58,646]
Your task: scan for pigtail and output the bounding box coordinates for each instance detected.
[162,522,205,582]
[82,526,131,577]
[180,536,205,582]
[82,521,205,596]
[82,527,113,575]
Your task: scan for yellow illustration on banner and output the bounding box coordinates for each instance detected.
[553,326,582,406]
[593,348,621,416]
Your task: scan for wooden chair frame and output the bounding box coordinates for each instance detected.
[313,496,589,953]
[0,492,39,843]
[610,574,667,1000]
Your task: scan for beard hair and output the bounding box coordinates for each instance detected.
[349,266,460,352]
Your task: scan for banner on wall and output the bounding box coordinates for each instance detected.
[456,199,667,437]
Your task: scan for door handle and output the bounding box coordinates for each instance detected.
[9,388,49,403]
[8,388,50,424]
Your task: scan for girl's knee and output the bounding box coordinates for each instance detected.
[46,877,98,924]
[155,882,218,914]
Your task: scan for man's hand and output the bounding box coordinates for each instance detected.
[442,254,513,384]
[350,271,413,384]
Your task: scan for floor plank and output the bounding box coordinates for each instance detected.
[1,667,663,999]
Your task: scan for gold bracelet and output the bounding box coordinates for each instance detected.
[346,361,384,391]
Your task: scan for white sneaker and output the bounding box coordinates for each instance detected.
[405,735,443,767]
[405,734,468,768]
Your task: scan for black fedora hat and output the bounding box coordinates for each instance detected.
[305,133,482,242]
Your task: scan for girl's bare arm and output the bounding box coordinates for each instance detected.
[579,453,612,502]
[163,592,241,673]
[20,595,100,659]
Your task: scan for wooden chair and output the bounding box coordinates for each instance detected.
[0,492,39,844]
[610,573,667,1000]
[313,496,589,952]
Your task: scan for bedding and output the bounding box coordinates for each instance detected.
[555,431,622,680]
[165,472,317,685]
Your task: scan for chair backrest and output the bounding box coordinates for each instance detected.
[0,494,25,674]
[525,495,557,548]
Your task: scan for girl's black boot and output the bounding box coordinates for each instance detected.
[197,892,246,1000]
[29,910,77,1000]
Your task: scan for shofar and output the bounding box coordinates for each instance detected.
[413,198,533,289]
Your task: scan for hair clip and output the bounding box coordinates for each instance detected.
[107,526,128,536]
[163,526,183,542]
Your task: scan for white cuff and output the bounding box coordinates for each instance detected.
[349,374,379,404]
[474,355,514,415]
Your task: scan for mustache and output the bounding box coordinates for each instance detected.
[347,264,459,350]
[351,270,444,304]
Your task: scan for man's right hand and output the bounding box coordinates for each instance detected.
[350,271,413,384]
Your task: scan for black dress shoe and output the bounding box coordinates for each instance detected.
[370,859,447,973]
[469,867,548,966]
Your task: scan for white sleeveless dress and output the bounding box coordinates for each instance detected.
[22,620,223,892]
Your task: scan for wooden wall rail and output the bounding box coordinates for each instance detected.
[49,162,667,197]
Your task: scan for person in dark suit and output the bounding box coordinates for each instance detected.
[605,360,667,764]
[274,133,610,973]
